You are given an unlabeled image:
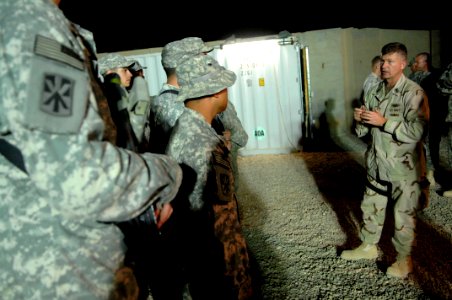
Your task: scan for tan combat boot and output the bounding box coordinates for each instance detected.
[426,170,436,187]
[386,256,413,278]
[443,189,452,198]
[340,243,378,260]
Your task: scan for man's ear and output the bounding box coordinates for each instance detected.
[213,88,227,98]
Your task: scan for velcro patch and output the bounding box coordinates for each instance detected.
[34,35,84,70]
[133,100,149,116]
[212,151,233,203]
[25,54,88,134]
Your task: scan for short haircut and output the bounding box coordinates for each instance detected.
[417,52,432,67]
[371,55,382,67]
[381,42,407,61]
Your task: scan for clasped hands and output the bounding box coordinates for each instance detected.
[354,105,386,127]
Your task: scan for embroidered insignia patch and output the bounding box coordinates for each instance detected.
[24,35,88,134]
[41,73,74,116]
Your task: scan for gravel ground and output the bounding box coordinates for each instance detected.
[236,137,452,300]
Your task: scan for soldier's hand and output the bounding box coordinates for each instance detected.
[110,266,139,300]
[361,110,387,127]
[354,106,366,122]
[223,129,232,150]
[155,203,173,230]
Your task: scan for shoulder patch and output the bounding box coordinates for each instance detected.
[25,49,88,134]
[133,100,149,116]
[415,89,424,96]
[41,73,74,116]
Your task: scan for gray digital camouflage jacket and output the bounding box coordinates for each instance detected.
[0,1,182,298]
[218,101,248,151]
[167,108,228,210]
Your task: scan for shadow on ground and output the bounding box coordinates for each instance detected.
[301,140,452,299]
[236,180,287,300]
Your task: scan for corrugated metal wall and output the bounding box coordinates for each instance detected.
[211,40,304,155]
[125,39,305,156]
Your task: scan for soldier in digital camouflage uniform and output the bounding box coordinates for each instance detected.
[362,55,382,96]
[139,37,217,300]
[149,37,248,191]
[216,100,248,192]
[128,60,152,150]
[99,50,172,300]
[408,57,424,83]
[148,37,214,154]
[410,52,446,190]
[341,43,429,279]
[437,62,452,197]
[165,54,254,299]
[0,0,182,299]
[98,53,140,151]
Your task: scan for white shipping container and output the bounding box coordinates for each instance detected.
[125,38,305,156]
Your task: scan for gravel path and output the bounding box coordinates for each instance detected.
[236,140,452,299]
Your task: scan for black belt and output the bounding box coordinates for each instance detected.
[0,139,27,173]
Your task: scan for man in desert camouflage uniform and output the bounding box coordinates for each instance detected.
[437,62,452,197]
[0,0,182,299]
[340,43,429,279]
[165,54,254,299]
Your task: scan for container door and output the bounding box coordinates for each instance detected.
[211,39,304,155]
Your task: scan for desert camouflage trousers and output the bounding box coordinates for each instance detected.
[360,176,420,258]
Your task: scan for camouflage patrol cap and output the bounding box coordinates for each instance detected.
[130,60,147,72]
[161,37,214,68]
[176,54,236,102]
[98,53,135,75]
